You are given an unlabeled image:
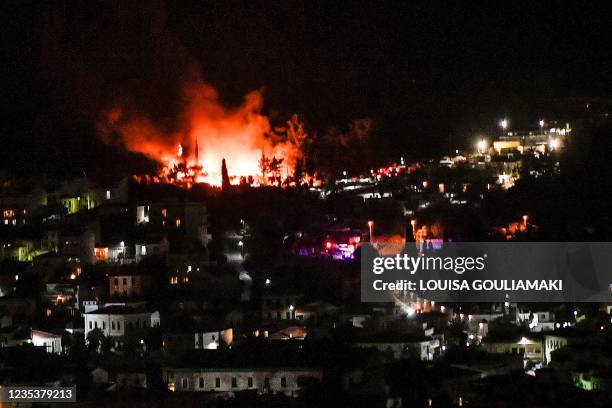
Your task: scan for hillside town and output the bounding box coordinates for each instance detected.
[1,118,612,407]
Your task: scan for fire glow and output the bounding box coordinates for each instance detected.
[100,82,298,187]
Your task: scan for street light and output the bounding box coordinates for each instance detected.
[367,220,374,243]
[539,119,545,135]
[499,118,508,130]
[522,215,528,227]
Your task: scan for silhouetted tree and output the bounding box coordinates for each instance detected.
[221,158,230,190]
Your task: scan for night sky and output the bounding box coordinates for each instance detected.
[2,1,611,180]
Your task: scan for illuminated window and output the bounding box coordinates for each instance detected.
[2,210,15,219]
[176,218,181,228]
[95,247,109,261]
[106,190,111,199]
[161,209,167,218]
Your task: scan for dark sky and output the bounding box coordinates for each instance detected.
[2,0,611,179]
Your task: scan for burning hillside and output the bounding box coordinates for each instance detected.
[100,82,300,187]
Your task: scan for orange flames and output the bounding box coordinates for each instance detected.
[99,81,298,187]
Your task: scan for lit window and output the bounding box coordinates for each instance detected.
[176,218,181,228]
[106,190,111,199]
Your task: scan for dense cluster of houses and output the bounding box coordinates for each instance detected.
[0,174,611,404]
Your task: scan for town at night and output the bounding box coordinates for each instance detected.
[1,1,612,407]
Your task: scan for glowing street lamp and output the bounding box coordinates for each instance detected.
[522,214,528,227]
[539,119,545,134]
[367,220,374,243]
[499,118,508,131]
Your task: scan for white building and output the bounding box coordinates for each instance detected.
[84,305,160,338]
[163,367,321,396]
[516,309,555,332]
[31,330,62,354]
[543,334,568,364]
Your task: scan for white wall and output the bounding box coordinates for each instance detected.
[84,311,160,338]
[163,368,322,396]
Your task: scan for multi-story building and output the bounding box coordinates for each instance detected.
[83,304,160,338]
[162,348,322,397]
